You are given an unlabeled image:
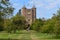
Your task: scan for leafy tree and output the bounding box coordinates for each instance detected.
[53,9,60,36]
[41,9,60,35]
[54,21,60,36]
[0,0,14,31]
[31,18,44,31]
[11,13,26,31]
[4,19,12,33]
[0,0,14,17]
[41,16,57,33]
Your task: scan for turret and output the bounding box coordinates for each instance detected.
[21,5,26,17]
[22,5,26,9]
[32,5,36,22]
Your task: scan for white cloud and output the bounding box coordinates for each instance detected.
[44,0,60,9]
[29,0,60,9]
[29,0,44,7]
[12,3,20,8]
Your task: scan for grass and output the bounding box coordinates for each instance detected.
[0,30,60,40]
[34,33,53,39]
[0,33,19,39]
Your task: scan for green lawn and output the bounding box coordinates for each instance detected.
[0,30,60,40]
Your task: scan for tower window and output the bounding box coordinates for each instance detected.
[28,19,30,21]
[27,10,31,14]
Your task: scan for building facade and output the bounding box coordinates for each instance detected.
[21,6,36,25]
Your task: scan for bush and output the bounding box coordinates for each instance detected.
[31,19,44,32]
[40,19,55,33]
[54,21,60,36]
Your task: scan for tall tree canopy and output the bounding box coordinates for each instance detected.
[0,0,14,31]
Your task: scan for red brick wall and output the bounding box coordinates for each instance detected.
[21,7,36,25]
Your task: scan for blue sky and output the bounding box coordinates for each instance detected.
[10,0,60,19]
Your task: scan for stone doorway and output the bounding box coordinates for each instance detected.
[26,24,30,31]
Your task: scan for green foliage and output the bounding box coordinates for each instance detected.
[54,21,60,35]
[0,0,14,16]
[53,9,60,35]
[31,8,60,36]
[4,13,26,33]
[11,13,26,30]
[4,19,12,33]
[31,19,44,31]
[1,0,9,5]
[41,9,60,36]
[41,19,56,33]
[0,0,14,32]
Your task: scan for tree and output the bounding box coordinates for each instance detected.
[0,0,14,31]
[11,13,26,32]
[0,0,14,17]
[41,9,60,35]
[41,17,57,33]
[53,9,60,36]
[31,18,44,31]
[54,21,60,36]
[4,19,12,33]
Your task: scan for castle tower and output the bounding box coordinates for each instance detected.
[21,5,26,17]
[21,5,36,25]
[32,6,36,22]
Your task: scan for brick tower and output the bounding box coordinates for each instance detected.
[21,6,36,25]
